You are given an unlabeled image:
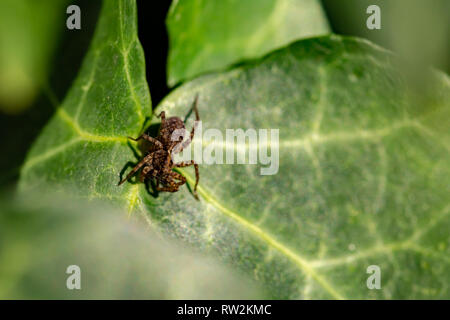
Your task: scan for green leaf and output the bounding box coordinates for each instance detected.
[166,0,330,86]
[0,193,261,299]
[149,36,450,299]
[19,0,151,213]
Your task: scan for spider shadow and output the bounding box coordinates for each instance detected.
[118,141,141,185]
[118,160,161,199]
[144,179,159,198]
[174,167,196,196]
[118,123,162,199]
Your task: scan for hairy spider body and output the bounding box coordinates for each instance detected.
[118,95,200,199]
[160,116,185,148]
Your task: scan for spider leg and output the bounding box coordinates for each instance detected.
[163,145,175,168]
[156,111,165,119]
[175,160,196,168]
[118,152,154,186]
[139,165,152,183]
[192,163,199,197]
[175,161,199,199]
[177,95,200,153]
[177,123,197,153]
[169,171,187,186]
[128,133,163,149]
[156,179,180,193]
[156,111,166,129]
[156,186,179,192]
[155,172,185,193]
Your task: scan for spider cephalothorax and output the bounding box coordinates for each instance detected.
[118,95,200,199]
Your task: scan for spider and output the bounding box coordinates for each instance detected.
[118,95,200,200]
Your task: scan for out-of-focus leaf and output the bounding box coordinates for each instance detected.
[0,193,261,299]
[166,0,330,86]
[322,0,450,75]
[0,0,69,113]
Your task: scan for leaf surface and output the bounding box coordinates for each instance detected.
[166,0,330,86]
[151,36,450,299]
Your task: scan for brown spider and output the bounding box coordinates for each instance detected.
[118,95,200,200]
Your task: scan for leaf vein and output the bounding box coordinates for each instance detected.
[180,169,345,299]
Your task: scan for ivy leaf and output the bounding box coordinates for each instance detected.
[166,0,330,86]
[19,0,151,213]
[150,36,450,299]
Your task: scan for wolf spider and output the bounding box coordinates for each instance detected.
[118,95,200,199]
